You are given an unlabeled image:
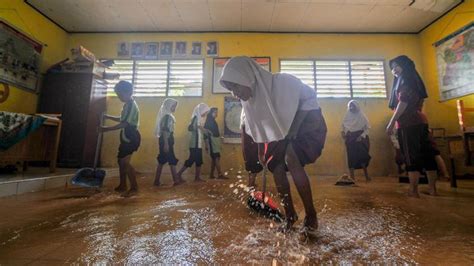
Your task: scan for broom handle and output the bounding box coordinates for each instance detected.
[262,165,267,199]
[93,112,105,171]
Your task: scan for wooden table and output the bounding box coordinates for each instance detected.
[0,114,62,173]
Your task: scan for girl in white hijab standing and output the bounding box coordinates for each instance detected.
[154,98,180,186]
[220,56,327,236]
[341,100,371,181]
[177,103,211,182]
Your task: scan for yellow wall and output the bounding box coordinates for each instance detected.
[418,0,474,175]
[0,0,68,113]
[419,0,474,134]
[6,0,470,176]
[69,33,423,176]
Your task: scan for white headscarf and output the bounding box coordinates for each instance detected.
[154,98,177,137]
[191,103,210,148]
[219,56,301,143]
[342,100,370,135]
[192,103,210,126]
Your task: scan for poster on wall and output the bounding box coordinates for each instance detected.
[212,57,271,94]
[191,42,202,56]
[206,41,218,57]
[117,42,130,57]
[175,42,187,56]
[160,42,173,57]
[224,96,243,144]
[0,21,42,92]
[145,42,159,59]
[131,42,144,58]
[435,22,474,101]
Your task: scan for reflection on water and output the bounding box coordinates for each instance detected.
[0,174,473,264]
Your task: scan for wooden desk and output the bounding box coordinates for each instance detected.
[0,114,62,173]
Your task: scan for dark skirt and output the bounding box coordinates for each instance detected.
[184,148,203,167]
[241,126,263,174]
[397,124,437,172]
[345,130,371,169]
[117,126,141,159]
[265,109,327,173]
[157,134,179,165]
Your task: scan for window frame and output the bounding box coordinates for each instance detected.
[279,58,389,99]
[104,58,205,98]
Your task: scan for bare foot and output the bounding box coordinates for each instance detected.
[114,186,127,192]
[427,190,438,196]
[153,182,161,187]
[173,180,186,186]
[217,175,229,180]
[279,215,298,233]
[122,189,138,197]
[407,191,420,198]
[194,178,205,182]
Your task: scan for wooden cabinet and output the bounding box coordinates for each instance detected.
[38,73,106,168]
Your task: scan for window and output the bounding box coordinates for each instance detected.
[280,59,387,98]
[105,59,204,97]
[350,61,386,98]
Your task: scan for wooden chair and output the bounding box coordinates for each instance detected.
[456,100,474,166]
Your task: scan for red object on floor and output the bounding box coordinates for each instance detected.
[252,191,279,210]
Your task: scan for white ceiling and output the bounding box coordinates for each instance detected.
[26,0,463,33]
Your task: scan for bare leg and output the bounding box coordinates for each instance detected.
[216,158,228,179]
[170,165,180,184]
[209,160,216,179]
[426,170,438,196]
[125,156,138,192]
[177,165,188,181]
[215,158,224,176]
[407,171,420,198]
[272,163,298,232]
[195,166,204,182]
[363,167,371,182]
[349,168,355,181]
[435,155,449,179]
[154,164,164,186]
[116,158,128,192]
[286,144,317,229]
[248,172,257,188]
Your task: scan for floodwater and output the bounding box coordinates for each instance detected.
[0,172,473,265]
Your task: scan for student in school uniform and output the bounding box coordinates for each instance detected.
[100,81,140,196]
[220,56,327,236]
[154,98,181,186]
[240,110,262,188]
[204,107,227,180]
[177,103,211,182]
[341,100,371,181]
[386,55,438,197]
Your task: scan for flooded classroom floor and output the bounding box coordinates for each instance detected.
[0,171,473,265]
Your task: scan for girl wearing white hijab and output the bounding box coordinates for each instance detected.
[220,56,327,236]
[154,98,180,186]
[177,103,211,182]
[341,100,371,181]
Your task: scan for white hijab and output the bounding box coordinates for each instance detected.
[191,103,210,148]
[192,103,210,126]
[154,98,177,137]
[219,56,300,143]
[342,100,370,134]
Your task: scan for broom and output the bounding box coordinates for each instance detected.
[71,113,106,188]
[247,165,285,223]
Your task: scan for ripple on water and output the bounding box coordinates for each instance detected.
[225,200,420,264]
